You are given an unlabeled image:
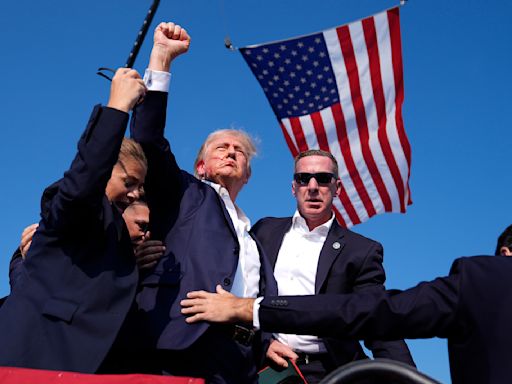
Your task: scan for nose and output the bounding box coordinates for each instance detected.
[226,145,236,158]
[127,188,141,202]
[307,176,319,191]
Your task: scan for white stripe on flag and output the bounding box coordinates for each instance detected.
[350,18,401,212]
[319,106,368,223]
[375,11,410,194]
[299,115,320,149]
[332,196,353,228]
[323,27,383,212]
[280,118,300,151]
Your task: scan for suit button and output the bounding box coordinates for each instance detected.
[223,278,231,286]
[233,246,240,253]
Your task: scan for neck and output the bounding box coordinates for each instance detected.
[303,214,332,231]
[206,177,243,202]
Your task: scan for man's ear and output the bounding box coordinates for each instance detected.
[292,181,297,197]
[500,246,512,256]
[196,160,206,178]
[244,166,251,185]
[335,178,342,195]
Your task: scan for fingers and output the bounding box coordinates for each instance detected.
[266,340,299,368]
[134,240,164,270]
[107,68,147,112]
[20,223,38,258]
[267,353,289,368]
[181,297,204,310]
[216,284,228,295]
[135,240,165,256]
[156,22,189,42]
[21,241,32,259]
[180,298,208,323]
[185,290,210,299]
[184,313,205,324]
[149,21,191,71]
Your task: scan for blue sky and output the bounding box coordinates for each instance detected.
[1,0,511,382]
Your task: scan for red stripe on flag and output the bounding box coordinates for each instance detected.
[331,103,374,221]
[336,25,393,212]
[388,7,412,208]
[338,185,361,226]
[311,110,361,225]
[289,117,309,152]
[362,16,406,212]
[310,112,330,151]
[279,121,299,158]
[333,207,348,228]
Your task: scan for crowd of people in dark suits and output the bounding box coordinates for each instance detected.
[2,20,512,384]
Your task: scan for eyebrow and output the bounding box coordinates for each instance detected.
[118,160,142,183]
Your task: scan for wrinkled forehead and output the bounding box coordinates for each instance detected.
[295,155,335,173]
[207,133,248,151]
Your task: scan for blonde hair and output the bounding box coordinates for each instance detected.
[118,137,147,172]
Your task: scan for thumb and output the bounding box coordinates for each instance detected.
[216,284,227,294]
[145,231,151,240]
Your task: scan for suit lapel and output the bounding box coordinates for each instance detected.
[213,188,238,239]
[315,220,346,293]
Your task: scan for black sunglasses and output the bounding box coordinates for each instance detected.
[294,172,336,185]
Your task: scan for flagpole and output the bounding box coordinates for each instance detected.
[125,0,161,68]
[97,0,161,81]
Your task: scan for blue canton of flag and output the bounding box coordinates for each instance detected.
[241,34,339,119]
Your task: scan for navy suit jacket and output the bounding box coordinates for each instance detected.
[259,255,512,384]
[252,217,414,366]
[0,106,138,373]
[130,92,277,351]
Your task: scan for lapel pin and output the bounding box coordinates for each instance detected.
[332,241,341,250]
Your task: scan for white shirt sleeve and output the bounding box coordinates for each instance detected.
[252,296,264,330]
[144,69,171,92]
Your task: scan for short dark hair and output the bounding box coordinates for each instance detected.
[495,225,512,255]
[294,149,339,177]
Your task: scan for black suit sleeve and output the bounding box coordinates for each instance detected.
[8,248,23,291]
[130,91,182,240]
[352,241,386,289]
[43,106,129,232]
[259,273,460,341]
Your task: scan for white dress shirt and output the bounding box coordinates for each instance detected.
[202,180,261,298]
[272,210,335,353]
[144,69,170,92]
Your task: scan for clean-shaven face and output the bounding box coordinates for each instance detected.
[292,155,341,227]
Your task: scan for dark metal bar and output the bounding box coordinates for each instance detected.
[124,0,161,68]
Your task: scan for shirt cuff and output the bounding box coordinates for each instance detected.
[252,296,264,330]
[144,69,171,92]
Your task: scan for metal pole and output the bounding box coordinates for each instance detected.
[125,0,161,68]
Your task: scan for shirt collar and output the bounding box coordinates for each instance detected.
[292,210,334,236]
[201,179,251,230]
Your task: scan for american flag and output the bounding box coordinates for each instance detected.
[240,7,411,227]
